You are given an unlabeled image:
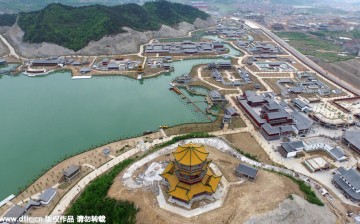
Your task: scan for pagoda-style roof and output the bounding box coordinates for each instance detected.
[172,143,209,166]
[160,162,221,202]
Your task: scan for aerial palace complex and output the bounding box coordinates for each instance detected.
[1,4,360,224]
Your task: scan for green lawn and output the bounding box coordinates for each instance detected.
[309,30,360,40]
[158,37,196,43]
[158,30,208,43]
[276,31,355,63]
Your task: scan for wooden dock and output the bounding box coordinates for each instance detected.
[171,86,212,121]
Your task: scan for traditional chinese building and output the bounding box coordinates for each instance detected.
[160,143,222,203]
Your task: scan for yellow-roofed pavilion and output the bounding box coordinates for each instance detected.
[160,143,222,203]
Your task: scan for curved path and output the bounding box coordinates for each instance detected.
[0,35,20,59]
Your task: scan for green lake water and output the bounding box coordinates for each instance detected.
[0,58,230,199]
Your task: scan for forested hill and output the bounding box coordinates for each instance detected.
[0,14,17,26]
[18,1,209,51]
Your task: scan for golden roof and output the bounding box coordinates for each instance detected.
[172,143,209,166]
[160,161,221,202]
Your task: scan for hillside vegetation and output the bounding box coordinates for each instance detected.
[18,1,209,51]
[0,0,139,12]
[0,14,17,26]
[65,159,138,224]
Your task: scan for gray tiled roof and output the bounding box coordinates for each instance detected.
[289,140,305,149]
[265,102,280,111]
[107,63,119,68]
[289,87,303,93]
[329,147,346,160]
[244,90,257,97]
[236,163,258,178]
[219,62,232,66]
[25,199,41,210]
[63,165,80,177]
[239,100,266,124]
[280,125,294,132]
[39,188,57,203]
[80,67,91,72]
[3,205,26,219]
[224,114,231,119]
[267,111,290,120]
[261,123,279,134]
[337,167,347,175]
[342,168,360,190]
[292,98,307,108]
[291,111,313,131]
[262,123,293,135]
[278,78,293,83]
[209,90,221,99]
[343,131,360,149]
[281,142,296,153]
[333,173,360,200]
[226,106,238,115]
[247,95,265,104]
[32,59,59,64]
[279,100,287,107]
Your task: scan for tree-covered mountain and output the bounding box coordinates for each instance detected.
[0,0,140,13]
[0,14,17,26]
[17,1,209,51]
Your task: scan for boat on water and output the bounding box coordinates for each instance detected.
[169,82,175,87]
[143,130,153,135]
[24,68,48,77]
[137,74,142,80]
[71,76,92,79]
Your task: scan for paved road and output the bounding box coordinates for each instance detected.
[45,137,173,222]
[48,146,142,219]
[0,35,20,59]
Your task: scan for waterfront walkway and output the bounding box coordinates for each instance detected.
[47,137,171,220]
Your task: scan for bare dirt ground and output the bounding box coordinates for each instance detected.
[249,32,272,42]
[108,145,305,224]
[244,64,261,73]
[262,78,283,95]
[245,194,336,224]
[319,58,360,90]
[222,132,273,164]
[0,37,9,56]
[228,117,247,130]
